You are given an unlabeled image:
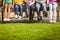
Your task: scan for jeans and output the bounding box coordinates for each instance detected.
[26,4,35,21]
[15,4,23,16]
[26,4,35,16]
[36,2,46,21]
[26,4,30,16]
[49,2,58,21]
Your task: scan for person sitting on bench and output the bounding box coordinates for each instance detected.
[35,0,46,22]
[25,0,35,22]
[47,0,58,23]
[14,0,24,20]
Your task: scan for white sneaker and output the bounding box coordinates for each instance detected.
[15,15,18,19]
[7,19,10,21]
[49,20,53,23]
[4,18,8,21]
[19,16,23,20]
[53,21,56,23]
[49,21,52,23]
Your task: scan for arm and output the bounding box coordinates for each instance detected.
[44,0,46,2]
[12,0,14,8]
[12,0,14,6]
[3,0,5,6]
[25,0,27,2]
[46,0,49,7]
[47,0,49,4]
[29,0,35,6]
[35,0,37,2]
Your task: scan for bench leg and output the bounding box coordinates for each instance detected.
[57,11,60,21]
[1,12,4,23]
[59,11,60,21]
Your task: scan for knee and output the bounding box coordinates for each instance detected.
[20,5,23,9]
[36,3,40,9]
[15,5,18,9]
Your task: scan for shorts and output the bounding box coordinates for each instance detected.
[5,2,12,5]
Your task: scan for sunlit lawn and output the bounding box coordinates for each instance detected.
[0,22,60,40]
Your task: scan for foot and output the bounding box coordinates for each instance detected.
[19,16,23,20]
[38,19,42,22]
[26,15,28,17]
[52,20,56,23]
[15,15,18,19]
[49,21,53,23]
[4,18,8,21]
[7,19,10,21]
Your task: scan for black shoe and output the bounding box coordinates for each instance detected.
[38,19,42,22]
[38,16,43,22]
[26,15,28,17]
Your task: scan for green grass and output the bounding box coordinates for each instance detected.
[0,22,60,40]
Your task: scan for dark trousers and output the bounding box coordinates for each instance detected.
[29,5,35,22]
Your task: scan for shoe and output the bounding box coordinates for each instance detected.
[38,19,42,22]
[49,19,53,23]
[4,18,8,21]
[53,20,56,23]
[19,16,23,20]
[38,20,42,22]
[49,21,53,23]
[38,16,42,22]
[15,15,18,19]
[7,19,10,21]
[26,15,28,17]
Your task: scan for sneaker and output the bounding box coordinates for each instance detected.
[7,19,10,21]
[52,19,56,23]
[53,20,56,23]
[49,19,53,23]
[15,15,18,19]
[38,19,42,22]
[4,18,8,21]
[38,16,42,22]
[19,16,23,20]
[49,20,53,23]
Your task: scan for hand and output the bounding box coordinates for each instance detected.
[40,2,42,4]
[2,4,5,8]
[29,2,35,6]
[11,5,14,8]
[46,4,49,7]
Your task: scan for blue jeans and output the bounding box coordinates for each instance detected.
[26,4,35,21]
[49,2,58,21]
[36,2,46,21]
[26,4,35,16]
[26,4,30,16]
[15,4,23,16]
